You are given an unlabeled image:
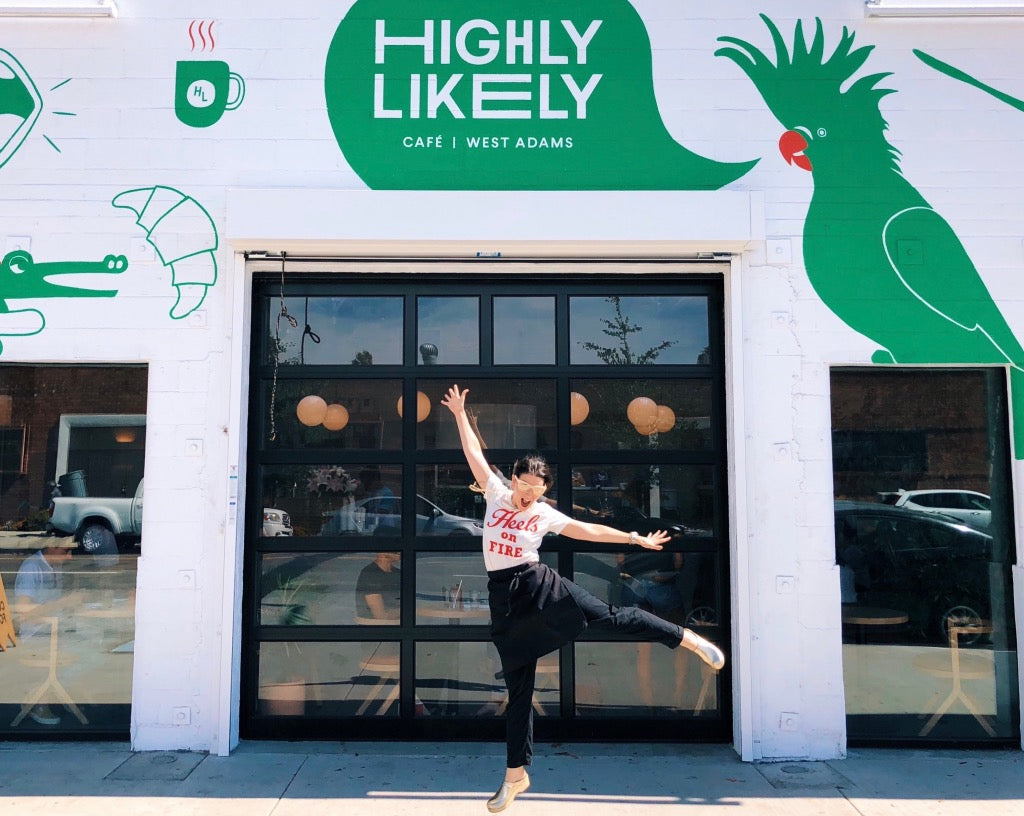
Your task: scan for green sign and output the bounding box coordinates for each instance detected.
[325,0,757,190]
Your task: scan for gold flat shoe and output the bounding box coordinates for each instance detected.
[487,772,530,813]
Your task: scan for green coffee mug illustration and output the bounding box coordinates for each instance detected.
[175,60,244,128]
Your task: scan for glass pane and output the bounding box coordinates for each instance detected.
[266,296,403,366]
[415,641,555,717]
[569,378,713,450]
[259,551,402,626]
[572,550,721,631]
[575,642,719,716]
[417,297,479,365]
[832,368,1018,740]
[0,364,145,737]
[493,296,555,365]
[416,553,490,624]
[258,641,400,717]
[570,295,709,365]
[415,379,557,450]
[416,463,558,537]
[259,464,401,537]
[570,464,715,537]
[264,379,402,450]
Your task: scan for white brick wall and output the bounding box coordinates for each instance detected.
[2,0,1022,757]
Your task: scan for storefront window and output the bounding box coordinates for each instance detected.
[0,364,145,737]
[831,368,1019,742]
[415,378,557,450]
[246,270,728,741]
[266,296,403,366]
[569,295,710,366]
[569,463,715,537]
[417,296,479,365]
[263,379,403,451]
[569,379,713,451]
[259,464,401,538]
[493,296,555,365]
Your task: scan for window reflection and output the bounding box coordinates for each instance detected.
[0,364,144,736]
[575,642,718,716]
[569,295,710,365]
[569,379,712,450]
[259,551,403,626]
[258,641,401,717]
[415,379,557,450]
[266,379,402,450]
[570,463,714,537]
[832,368,1018,740]
[260,464,401,537]
[416,553,490,624]
[493,296,555,365]
[266,296,403,366]
[417,297,479,365]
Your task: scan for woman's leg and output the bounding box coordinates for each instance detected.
[561,578,683,646]
[502,659,537,775]
[561,578,725,668]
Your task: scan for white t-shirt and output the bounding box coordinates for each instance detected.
[482,471,571,572]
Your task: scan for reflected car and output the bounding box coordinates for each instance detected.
[320,494,483,536]
[835,501,996,643]
[877,489,991,530]
[262,508,293,537]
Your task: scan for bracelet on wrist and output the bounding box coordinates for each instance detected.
[628,530,639,546]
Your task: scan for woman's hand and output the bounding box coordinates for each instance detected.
[636,529,672,551]
[441,384,469,416]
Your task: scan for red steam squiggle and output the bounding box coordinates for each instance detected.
[188,20,216,52]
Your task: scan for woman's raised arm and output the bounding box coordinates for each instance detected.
[440,384,494,489]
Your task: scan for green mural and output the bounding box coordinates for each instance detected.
[325,0,757,190]
[0,49,42,169]
[0,251,126,355]
[112,186,218,319]
[915,49,1024,113]
[717,16,1024,457]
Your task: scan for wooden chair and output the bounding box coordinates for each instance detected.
[354,616,400,716]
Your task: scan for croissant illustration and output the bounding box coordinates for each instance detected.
[112,185,218,319]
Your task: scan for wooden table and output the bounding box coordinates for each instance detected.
[418,605,489,714]
[916,620,996,737]
[842,605,909,643]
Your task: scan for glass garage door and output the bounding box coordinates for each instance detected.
[242,263,730,742]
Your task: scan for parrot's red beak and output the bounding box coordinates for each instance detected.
[779,130,812,171]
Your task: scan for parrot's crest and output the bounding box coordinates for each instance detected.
[716,15,897,156]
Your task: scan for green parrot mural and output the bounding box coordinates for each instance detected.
[325,0,757,190]
[914,49,1024,113]
[717,15,1024,458]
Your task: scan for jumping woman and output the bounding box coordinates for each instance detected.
[440,384,725,813]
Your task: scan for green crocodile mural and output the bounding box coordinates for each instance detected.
[717,15,1024,458]
[0,251,126,355]
[325,0,757,190]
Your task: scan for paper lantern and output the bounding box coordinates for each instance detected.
[570,392,590,426]
[655,405,676,434]
[296,395,328,427]
[626,396,658,428]
[322,403,349,431]
[632,419,656,436]
[397,391,431,422]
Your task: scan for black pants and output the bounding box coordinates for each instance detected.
[501,578,683,768]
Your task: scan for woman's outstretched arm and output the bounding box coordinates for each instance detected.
[440,384,494,489]
[560,519,671,551]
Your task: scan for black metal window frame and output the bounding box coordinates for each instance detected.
[242,265,730,742]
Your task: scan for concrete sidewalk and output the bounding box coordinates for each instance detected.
[1,741,1022,815]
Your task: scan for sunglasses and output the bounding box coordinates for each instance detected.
[512,475,547,496]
